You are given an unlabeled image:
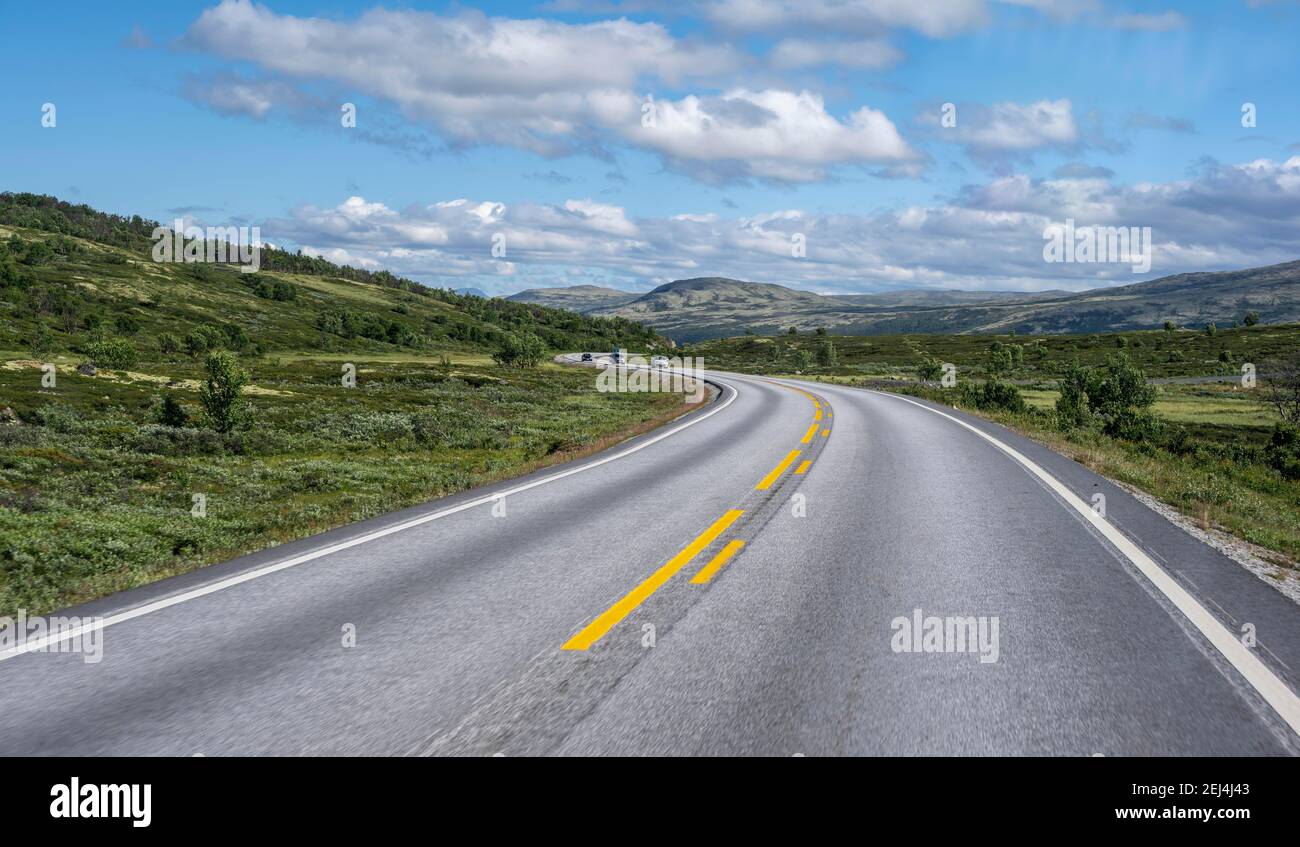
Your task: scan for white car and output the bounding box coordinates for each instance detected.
[651,356,670,368]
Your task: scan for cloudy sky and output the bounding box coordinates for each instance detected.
[4,0,1300,295]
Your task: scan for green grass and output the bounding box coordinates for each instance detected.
[1018,383,1278,427]
[280,349,496,366]
[685,324,1300,381]
[0,357,689,617]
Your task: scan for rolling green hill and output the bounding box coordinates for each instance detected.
[0,192,662,361]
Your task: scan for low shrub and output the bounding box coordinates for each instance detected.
[83,337,138,370]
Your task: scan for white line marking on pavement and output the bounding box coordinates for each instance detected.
[0,377,740,663]
[874,390,1300,737]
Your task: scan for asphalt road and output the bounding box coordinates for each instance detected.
[2,357,1298,756]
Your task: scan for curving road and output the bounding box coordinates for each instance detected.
[1,358,1298,756]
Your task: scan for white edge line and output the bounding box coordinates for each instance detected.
[872,389,1300,737]
[0,372,739,663]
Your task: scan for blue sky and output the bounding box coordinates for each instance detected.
[3,0,1299,295]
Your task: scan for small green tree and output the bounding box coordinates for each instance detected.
[28,323,57,360]
[199,350,249,433]
[987,341,1017,375]
[790,349,812,371]
[916,357,944,383]
[84,337,139,370]
[185,325,225,359]
[1056,354,1157,439]
[1261,351,1300,424]
[1243,311,1260,327]
[22,239,54,266]
[1055,361,1090,429]
[158,395,189,428]
[814,339,838,367]
[114,313,141,335]
[492,331,546,368]
[1265,424,1300,480]
[1163,321,1176,333]
[1204,322,1217,337]
[1086,353,1157,439]
[961,379,1025,412]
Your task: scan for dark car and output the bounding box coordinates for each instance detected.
[580,352,593,362]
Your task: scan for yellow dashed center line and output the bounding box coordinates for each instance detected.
[562,509,744,651]
[562,380,834,650]
[755,449,801,490]
[690,540,746,585]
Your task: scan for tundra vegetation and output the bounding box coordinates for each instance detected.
[0,194,681,616]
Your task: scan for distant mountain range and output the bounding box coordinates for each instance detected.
[506,284,640,311]
[507,263,1300,341]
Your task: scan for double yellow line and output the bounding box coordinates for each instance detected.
[562,382,830,651]
[562,509,743,650]
[755,449,802,490]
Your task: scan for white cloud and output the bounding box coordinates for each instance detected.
[265,157,1300,295]
[923,99,1082,160]
[769,38,905,69]
[629,89,918,182]
[186,1,739,92]
[562,199,639,236]
[183,1,740,156]
[701,0,990,37]
[181,74,315,119]
[181,1,916,183]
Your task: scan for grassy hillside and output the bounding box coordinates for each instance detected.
[0,192,662,360]
[0,193,689,617]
